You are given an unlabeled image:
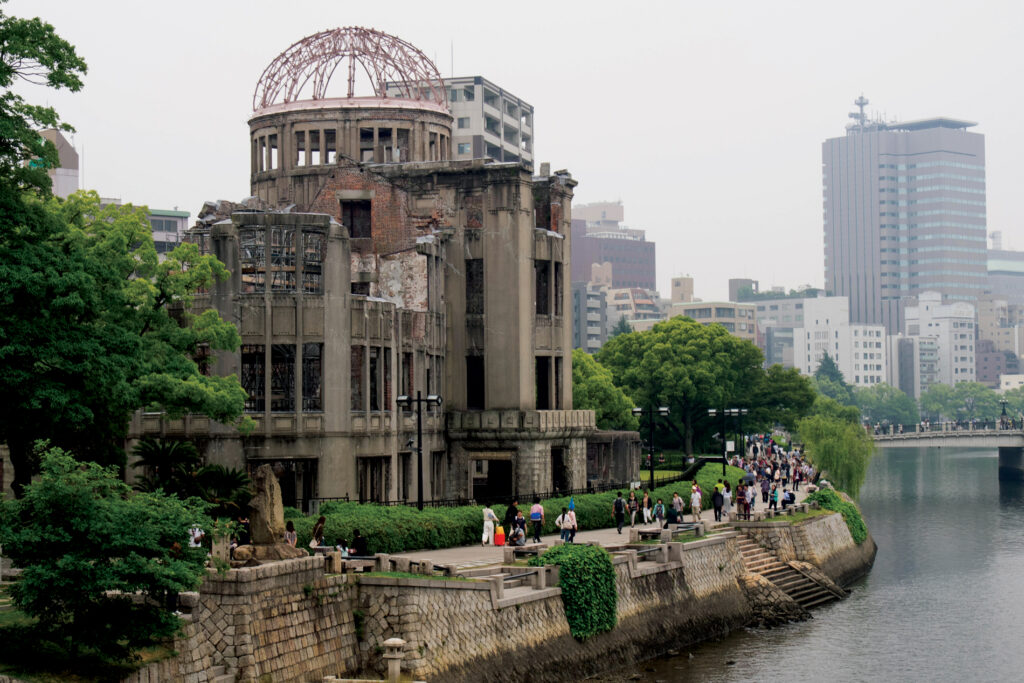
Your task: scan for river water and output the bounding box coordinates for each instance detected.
[601,446,1024,682]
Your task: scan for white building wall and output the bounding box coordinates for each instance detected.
[905,291,976,386]
[795,296,886,387]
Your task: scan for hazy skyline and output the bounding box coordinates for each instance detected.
[11,0,1024,301]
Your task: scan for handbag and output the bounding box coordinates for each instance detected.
[308,538,318,549]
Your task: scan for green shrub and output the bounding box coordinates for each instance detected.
[293,463,748,555]
[805,489,868,544]
[529,545,617,640]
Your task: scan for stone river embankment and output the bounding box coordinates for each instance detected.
[121,509,876,682]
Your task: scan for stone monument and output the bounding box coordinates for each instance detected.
[233,463,307,563]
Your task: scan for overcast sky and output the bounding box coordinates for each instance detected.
[11,0,1023,300]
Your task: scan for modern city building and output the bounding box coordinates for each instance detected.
[987,245,1024,306]
[671,276,695,304]
[387,75,533,166]
[38,128,79,198]
[670,301,757,343]
[886,334,939,399]
[606,287,661,332]
[570,201,657,290]
[126,28,641,509]
[795,296,887,387]
[904,291,976,386]
[149,208,190,254]
[976,339,1015,389]
[823,96,987,333]
[571,282,608,353]
[728,278,759,302]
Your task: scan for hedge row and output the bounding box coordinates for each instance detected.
[285,463,748,555]
[805,489,868,544]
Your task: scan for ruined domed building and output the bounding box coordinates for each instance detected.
[131,28,637,508]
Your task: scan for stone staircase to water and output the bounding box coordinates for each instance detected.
[736,534,839,609]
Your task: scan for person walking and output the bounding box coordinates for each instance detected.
[712,485,724,522]
[567,507,578,543]
[310,515,326,548]
[627,490,639,528]
[556,507,572,543]
[761,476,770,504]
[722,482,732,521]
[690,485,702,523]
[482,502,498,546]
[769,484,779,511]
[653,498,665,526]
[529,496,545,543]
[613,492,627,534]
[641,490,653,525]
[672,491,684,518]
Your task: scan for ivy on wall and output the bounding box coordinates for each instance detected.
[805,489,868,545]
[529,544,617,640]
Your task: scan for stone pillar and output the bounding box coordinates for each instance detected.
[998,446,1024,481]
[382,638,405,683]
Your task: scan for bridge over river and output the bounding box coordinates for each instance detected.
[873,425,1024,480]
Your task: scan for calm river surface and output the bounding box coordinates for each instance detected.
[600,446,1024,682]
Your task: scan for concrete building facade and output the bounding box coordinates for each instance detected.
[823,99,987,333]
[127,28,633,509]
[670,301,756,343]
[571,282,608,353]
[570,203,657,290]
[904,291,976,386]
[39,128,79,198]
[795,297,887,387]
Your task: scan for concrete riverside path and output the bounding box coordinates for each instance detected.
[388,485,812,570]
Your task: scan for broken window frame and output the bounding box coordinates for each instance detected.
[269,227,296,291]
[351,345,365,411]
[302,231,323,294]
[341,199,372,239]
[465,258,484,315]
[239,228,266,293]
[241,344,266,412]
[302,342,323,412]
[535,260,551,315]
[270,344,296,412]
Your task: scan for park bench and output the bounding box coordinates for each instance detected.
[503,542,547,564]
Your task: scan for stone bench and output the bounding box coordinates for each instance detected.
[503,542,547,564]
[629,527,672,543]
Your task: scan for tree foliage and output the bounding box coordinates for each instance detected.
[748,364,816,431]
[813,353,855,405]
[571,348,638,431]
[597,316,768,454]
[529,544,617,640]
[0,446,209,662]
[0,2,87,195]
[0,191,250,495]
[809,394,862,425]
[132,438,252,518]
[609,315,632,338]
[797,414,875,498]
[919,381,1000,422]
[853,383,919,426]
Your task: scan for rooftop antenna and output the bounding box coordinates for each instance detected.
[848,94,869,131]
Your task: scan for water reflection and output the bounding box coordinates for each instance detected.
[596,447,1024,682]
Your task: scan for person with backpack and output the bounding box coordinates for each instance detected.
[612,492,626,534]
[712,486,724,522]
[529,496,545,543]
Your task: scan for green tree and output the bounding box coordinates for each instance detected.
[797,414,875,498]
[853,383,919,426]
[571,349,638,431]
[0,2,87,195]
[609,315,632,338]
[598,316,764,454]
[920,382,999,422]
[0,446,209,662]
[919,383,956,421]
[809,394,862,425]
[0,191,250,496]
[132,438,252,518]
[748,364,816,431]
[813,353,855,405]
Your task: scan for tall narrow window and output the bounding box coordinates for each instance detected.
[294,131,306,166]
[241,344,266,412]
[271,344,295,412]
[302,342,323,412]
[270,227,296,291]
[268,134,278,170]
[383,348,392,408]
[535,356,551,410]
[309,130,320,165]
[325,129,337,165]
[467,355,485,410]
[369,347,381,411]
[341,200,372,239]
[554,356,563,409]
[466,258,484,314]
[302,231,323,293]
[535,260,551,314]
[401,352,413,397]
[351,346,365,411]
[239,228,265,293]
[553,262,563,316]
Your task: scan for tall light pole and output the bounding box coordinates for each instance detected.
[396,391,443,510]
[709,407,747,476]
[632,405,669,490]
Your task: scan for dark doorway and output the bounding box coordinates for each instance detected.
[472,458,513,502]
[536,356,551,409]
[551,447,567,493]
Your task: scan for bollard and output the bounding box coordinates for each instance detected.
[382,637,406,683]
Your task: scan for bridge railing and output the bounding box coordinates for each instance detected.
[871,419,1023,438]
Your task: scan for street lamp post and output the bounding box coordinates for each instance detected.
[1000,397,1008,429]
[709,407,748,476]
[396,391,443,510]
[632,405,670,490]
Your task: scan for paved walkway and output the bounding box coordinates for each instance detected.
[391,486,811,568]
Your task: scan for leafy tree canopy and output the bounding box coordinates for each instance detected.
[571,349,638,431]
[809,394,862,425]
[0,446,209,662]
[609,315,632,338]
[597,316,765,453]
[748,364,816,431]
[853,383,919,426]
[0,190,250,495]
[920,381,1000,422]
[0,2,87,195]
[797,414,875,498]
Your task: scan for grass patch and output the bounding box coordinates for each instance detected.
[805,489,868,544]
[763,508,833,524]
